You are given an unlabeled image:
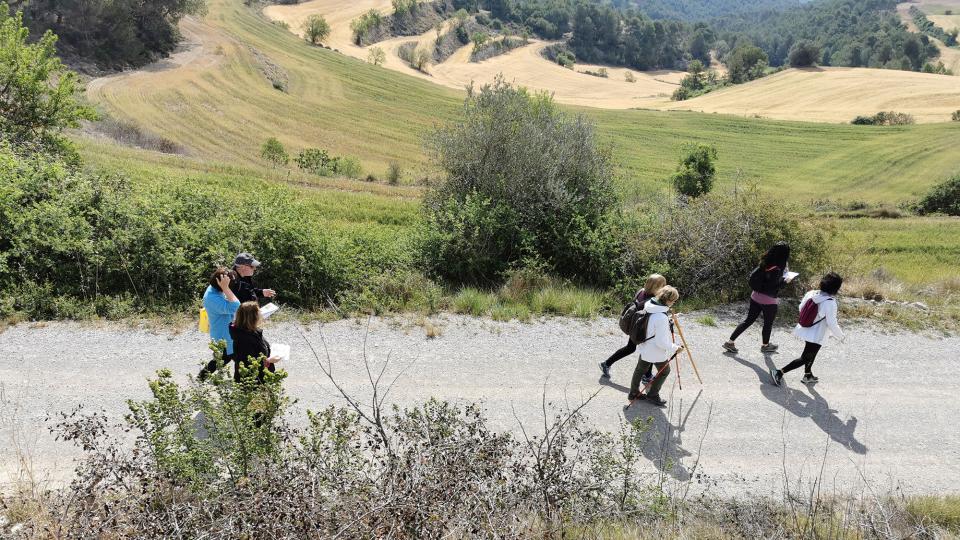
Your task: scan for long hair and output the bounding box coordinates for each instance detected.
[643,274,667,296]
[234,301,262,332]
[762,242,791,269]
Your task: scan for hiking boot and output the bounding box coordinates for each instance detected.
[801,373,819,384]
[646,394,667,407]
[640,374,652,386]
[769,367,784,387]
[760,343,779,353]
[599,361,611,379]
[722,341,738,354]
[627,391,644,402]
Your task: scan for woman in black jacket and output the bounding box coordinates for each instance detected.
[229,301,279,382]
[723,242,793,354]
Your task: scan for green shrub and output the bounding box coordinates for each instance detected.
[260,137,288,167]
[0,144,376,317]
[421,77,620,285]
[851,111,915,126]
[788,40,820,67]
[671,143,718,198]
[952,110,960,122]
[387,161,402,185]
[295,148,362,178]
[916,174,960,216]
[624,186,827,301]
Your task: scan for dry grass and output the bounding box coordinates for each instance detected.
[661,66,960,123]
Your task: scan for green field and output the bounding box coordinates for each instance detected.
[86,0,960,205]
[75,0,960,312]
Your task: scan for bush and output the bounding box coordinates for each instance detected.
[295,148,362,178]
[421,77,619,285]
[670,143,718,198]
[952,110,960,122]
[387,161,403,185]
[624,187,827,301]
[851,111,915,126]
[916,174,960,216]
[788,40,821,67]
[367,46,386,65]
[0,144,387,318]
[260,137,288,167]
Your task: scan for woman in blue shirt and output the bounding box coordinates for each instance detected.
[199,267,241,380]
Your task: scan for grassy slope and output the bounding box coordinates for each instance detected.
[87,0,960,204]
[80,0,960,294]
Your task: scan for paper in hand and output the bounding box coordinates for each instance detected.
[784,271,799,282]
[260,302,280,319]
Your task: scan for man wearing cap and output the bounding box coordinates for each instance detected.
[230,252,277,304]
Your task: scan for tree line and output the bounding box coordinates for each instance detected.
[9,0,206,70]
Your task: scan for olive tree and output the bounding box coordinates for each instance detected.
[421,77,620,284]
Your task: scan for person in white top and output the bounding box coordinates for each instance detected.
[771,273,845,386]
[628,286,684,407]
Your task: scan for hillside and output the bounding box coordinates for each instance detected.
[661,66,960,123]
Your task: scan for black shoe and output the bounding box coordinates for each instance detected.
[769,367,783,387]
[627,391,644,402]
[640,374,652,386]
[599,361,611,379]
[646,394,667,407]
[801,373,819,384]
[760,343,779,353]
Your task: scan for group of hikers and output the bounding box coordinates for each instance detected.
[199,245,846,406]
[601,242,846,407]
[199,253,280,382]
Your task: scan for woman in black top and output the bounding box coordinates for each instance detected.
[723,242,793,354]
[229,301,279,382]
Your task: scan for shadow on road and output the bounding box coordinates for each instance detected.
[730,354,868,455]
[615,385,701,481]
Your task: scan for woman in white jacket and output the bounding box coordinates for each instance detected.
[771,273,845,386]
[628,286,683,407]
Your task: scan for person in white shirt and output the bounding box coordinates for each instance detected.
[628,286,684,407]
[771,272,845,386]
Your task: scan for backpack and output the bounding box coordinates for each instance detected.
[618,300,655,344]
[798,296,832,327]
[748,265,776,292]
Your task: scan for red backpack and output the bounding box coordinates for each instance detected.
[798,296,832,327]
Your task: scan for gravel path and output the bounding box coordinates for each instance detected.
[2,310,958,497]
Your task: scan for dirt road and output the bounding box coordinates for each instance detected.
[2,310,958,497]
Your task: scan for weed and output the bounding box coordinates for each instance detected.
[697,315,717,327]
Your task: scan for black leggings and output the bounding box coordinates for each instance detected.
[603,338,654,377]
[729,300,778,344]
[781,342,822,374]
[604,338,636,367]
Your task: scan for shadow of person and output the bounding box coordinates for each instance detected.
[623,392,694,481]
[599,376,631,395]
[731,354,867,455]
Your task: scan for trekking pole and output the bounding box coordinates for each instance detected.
[671,321,682,391]
[672,313,703,385]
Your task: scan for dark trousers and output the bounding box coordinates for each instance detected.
[730,300,778,344]
[604,337,636,367]
[781,341,822,374]
[605,338,653,378]
[630,358,670,398]
[200,353,232,380]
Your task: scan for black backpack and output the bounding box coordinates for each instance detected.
[748,266,765,291]
[618,300,655,344]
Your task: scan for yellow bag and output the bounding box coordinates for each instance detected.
[198,308,210,333]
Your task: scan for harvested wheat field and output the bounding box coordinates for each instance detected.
[662,66,960,123]
[264,0,684,108]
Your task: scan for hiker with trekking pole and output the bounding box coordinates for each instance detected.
[600,273,667,381]
[771,272,845,386]
[626,286,684,407]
